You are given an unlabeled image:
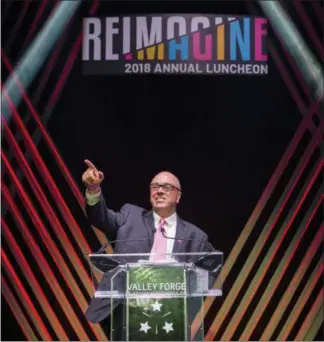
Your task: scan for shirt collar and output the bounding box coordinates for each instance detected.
[153,211,177,228]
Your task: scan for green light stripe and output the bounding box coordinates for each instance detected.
[2,253,52,340]
[1,277,37,340]
[278,248,323,340]
[240,184,323,340]
[193,106,320,338]
[261,244,323,340]
[205,125,322,340]
[304,306,324,341]
[295,289,324,340]
[215,129,323,341]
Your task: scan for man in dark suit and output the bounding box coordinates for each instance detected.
[82,160,214,332]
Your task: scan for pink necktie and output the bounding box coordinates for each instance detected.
[151,219,167,261]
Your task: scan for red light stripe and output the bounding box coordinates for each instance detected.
[1,83,93,255]
[206,123,323,341]
[46,0,99,109]
[29,0,109,250]
[246,0,320,125]
[2,185,90,340]
[36,0,100,209]
[44,0,99,208]
[2,115,106,339]
[4,0,30,53]
[2,252,53,340]
[2,219,69,340]
[295,289,324,340]
[19,0,49,55]
[1,277,37,341]
[2,116,95,295]
[2,152,107,340]
[310,1,324,23]
[278,244,323,341]
[191,101,320,338]
[269,13,322,107]
[1,0,105,223]
[2,20,109,250]
[34,12,72,105]
[264,232,323,340]
[267,40,316,125]
[240,188,323,340]
[294,0,324,60]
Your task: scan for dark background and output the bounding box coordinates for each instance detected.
[2,0,323,340]
[48,0,302,254]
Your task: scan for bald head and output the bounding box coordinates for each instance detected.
[149,171,182,217]
[151,171,181,190]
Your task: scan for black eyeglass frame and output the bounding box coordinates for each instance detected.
[150,182,182,193]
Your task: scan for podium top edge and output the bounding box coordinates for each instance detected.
[87,251,223,257]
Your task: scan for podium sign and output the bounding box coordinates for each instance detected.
[88,252,223,341]
[126,264,187,341]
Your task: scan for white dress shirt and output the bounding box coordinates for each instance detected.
[152,211,177,254]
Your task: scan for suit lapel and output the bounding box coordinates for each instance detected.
[143,210,155,249]
[172,217,187,254]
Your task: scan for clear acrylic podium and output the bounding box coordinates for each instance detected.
[88,252,223,341]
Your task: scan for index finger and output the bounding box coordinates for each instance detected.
[84,159,97,170]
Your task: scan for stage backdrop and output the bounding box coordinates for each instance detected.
[1,0,323,341]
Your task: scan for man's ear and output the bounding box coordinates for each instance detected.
[176,192,182,204]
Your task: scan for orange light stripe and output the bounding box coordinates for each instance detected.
[191,101,320,337]
[304,303,324,340]
[295,289,324,340]
[2,219,69,341]
[278,225,324,341]
[2,185,90,340]
[2,155,107,340]
[12,0,108,250]
[240,171,323,339]
[1,277,37,341]
[261,221,324,340]
[219,134,323,341]
[275,258,323,341]
[205,123,323,341]
[3,99,106,340]
[1,80,107,255]
[2,253,53,340]
[2,152,89,304]
[2,22,110,251]
[2,117,96,294]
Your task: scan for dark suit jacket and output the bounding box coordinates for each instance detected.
[85,194,213,324]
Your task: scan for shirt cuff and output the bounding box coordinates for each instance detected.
[85,189,101,206]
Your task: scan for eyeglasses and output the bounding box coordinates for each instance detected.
[150,183,181,192]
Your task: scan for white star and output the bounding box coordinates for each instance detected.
[162,321,174,334]
[139,321,151,333]
[151,300,162,312]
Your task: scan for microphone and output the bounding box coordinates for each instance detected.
[95,228,157,253]
[95,239,147,254]
[160,228,214,252]
[160,228,220,272]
